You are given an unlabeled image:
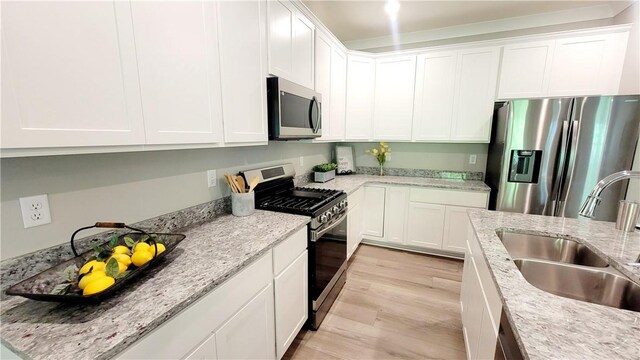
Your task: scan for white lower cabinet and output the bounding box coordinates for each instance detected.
[406,202,446,249]
[185,333,217,360]
[216,284,276,360]
[274,250,308,359]
[362,185,386,238]
[360,185,488,255]
[347,187,365,259]
[461,228,502,360]
[118,227,309,360]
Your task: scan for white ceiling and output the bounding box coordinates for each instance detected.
[303,0,634,49]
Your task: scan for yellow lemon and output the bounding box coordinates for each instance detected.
[148,243,166,257]
[78,270,107,290]
[112,245,130,255]
[82,276,115,296]
[131,251,153,267]
[133,242,150,253]
[79,260,106,276]
[109,253,132,267]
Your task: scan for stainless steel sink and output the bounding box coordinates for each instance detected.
[497,231,608,267]
[514,259,640,312]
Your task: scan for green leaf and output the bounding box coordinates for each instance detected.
[150,233,158,238]
[115,270,130,280]
[105,258,120,278]
[51,283,71,295]
[108,234,118,248]
[139,235,149,242]
[123,236,136,248]
[62,265,78,283]
[96,250,111,262]
[92,244,104,255]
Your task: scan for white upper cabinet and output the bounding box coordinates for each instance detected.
[314,31,333,140]
[373,56,416,140]
[498,40,555,99]
[267,0,314,89]
[412,51,458,141]
[451,46,500,142]
[1,1,145,148]
[217,0,268,143]
[345,55,376,140]
[548,32,628,96]
[131,1,223,145]
[498,31,629,99]
[329,47,347,140]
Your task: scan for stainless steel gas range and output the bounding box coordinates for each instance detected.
[241,164,347,330]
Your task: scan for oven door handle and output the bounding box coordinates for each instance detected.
[312,212,347,242]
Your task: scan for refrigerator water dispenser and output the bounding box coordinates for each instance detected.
[508,150,542,183]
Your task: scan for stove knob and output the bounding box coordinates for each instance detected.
[333,205,340,213]
[319,213,329,223]
[340,200,348,209]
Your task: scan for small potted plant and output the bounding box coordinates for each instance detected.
[313,163,338,183]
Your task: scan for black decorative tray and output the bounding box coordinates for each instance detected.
[5,222,185,303]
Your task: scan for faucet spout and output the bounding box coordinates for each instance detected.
[578,170,640,218]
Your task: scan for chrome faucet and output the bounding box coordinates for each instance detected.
[578,170,640,218]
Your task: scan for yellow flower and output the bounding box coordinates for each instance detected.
[372,148,379,155]
[365,149,370,153]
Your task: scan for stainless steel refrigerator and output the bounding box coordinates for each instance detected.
[486,96,640,221]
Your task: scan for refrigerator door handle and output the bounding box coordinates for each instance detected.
[557,120,580,213]
[551,119,571,216]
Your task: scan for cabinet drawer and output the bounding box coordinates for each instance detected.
[409,187,488,208]
[273,226,307,275]
[118,251,273,359]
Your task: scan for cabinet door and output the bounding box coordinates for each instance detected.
[1,1,145,148]
[461,259,484,360]
[329,47,347,140]
[293,13,315,89]
[405,202,445,249]
[274,251,308,359]
[548,33,628,96]
[131,1,222,145]
[215,283,276,360]
[443,206,472,254]
[412,51,457,141]
[345,55,376,140]
[362,186,386,238]
[218,0,268,143]
[498,40,555,99]
[476,308,498,360]
[185,333,218,360]
[384,187,409,244]
[451,47,500,142]
[373,56,416,140]
[267,0,294,80]
[315,31,333,141]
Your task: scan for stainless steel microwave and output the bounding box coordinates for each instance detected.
[267,77,321,140]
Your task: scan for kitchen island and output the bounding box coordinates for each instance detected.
[466,209,640,359]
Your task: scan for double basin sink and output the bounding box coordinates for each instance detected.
[496,231,640,312]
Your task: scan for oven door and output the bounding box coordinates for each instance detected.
[268,77,321,140]
[309,211,347,309]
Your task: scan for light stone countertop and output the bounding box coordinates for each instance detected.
[0,211,310,360]
[468,210,640,360]
[303,174,490,194]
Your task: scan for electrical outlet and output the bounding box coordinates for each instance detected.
[299,156,304,166]
[469,154,477,165]
[19,194,51,228]
[207,170,217,188]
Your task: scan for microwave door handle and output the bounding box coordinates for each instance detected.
[309,96,321,134]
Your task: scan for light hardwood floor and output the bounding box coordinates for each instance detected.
[284,244,466,360]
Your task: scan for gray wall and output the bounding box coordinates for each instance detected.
[0,142,331,260]
[346,142,488,173]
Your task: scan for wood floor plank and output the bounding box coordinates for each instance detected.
[284,244,467,360]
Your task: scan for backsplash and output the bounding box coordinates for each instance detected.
[356,166,484,180]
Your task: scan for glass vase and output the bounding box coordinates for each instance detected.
[379,164,384,176]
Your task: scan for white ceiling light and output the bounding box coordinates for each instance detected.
[384,0,400,18]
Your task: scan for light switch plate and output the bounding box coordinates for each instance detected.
[207,170,217,188]
[19,194,51,228]
[469,154,477,165]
